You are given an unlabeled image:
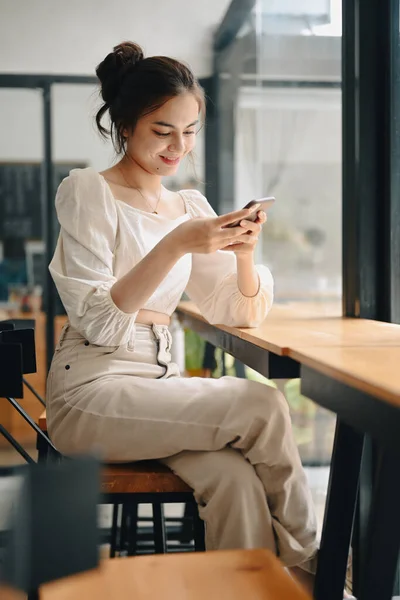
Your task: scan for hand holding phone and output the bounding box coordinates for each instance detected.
[225,197,275,228]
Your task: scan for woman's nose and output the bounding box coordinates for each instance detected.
[169,135,185,153]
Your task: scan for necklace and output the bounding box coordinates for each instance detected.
[118,166,162,214]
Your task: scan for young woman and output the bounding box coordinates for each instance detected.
[46,41,321,594]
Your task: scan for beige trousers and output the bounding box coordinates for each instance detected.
[47,323,318,572]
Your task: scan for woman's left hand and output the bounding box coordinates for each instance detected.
[221,210,267,255]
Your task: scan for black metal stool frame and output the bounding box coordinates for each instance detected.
[37,428,205,556]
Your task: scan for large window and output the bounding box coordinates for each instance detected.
[235,0,342,301]
[212,2,343,523]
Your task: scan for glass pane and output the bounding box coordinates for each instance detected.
[0,89,43,309]
[235,0,342,303]
[217,0,342,539]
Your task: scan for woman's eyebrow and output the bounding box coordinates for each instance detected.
[152,120,199,128]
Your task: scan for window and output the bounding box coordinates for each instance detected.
[218,0,342,301]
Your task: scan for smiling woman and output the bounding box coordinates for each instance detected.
[99,95,202,220]
[94,42,204,219]
[45,40,320,597]
[117,92,200,190]
[95,42,205,157]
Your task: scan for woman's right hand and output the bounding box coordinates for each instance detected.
[168,205,261,255]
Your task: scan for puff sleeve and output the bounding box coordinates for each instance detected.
[49,169,137,346]
[183,190,274,327]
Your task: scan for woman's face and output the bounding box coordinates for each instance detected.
[125,92,200,176]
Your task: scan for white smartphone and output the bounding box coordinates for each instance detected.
[226,197,275,228]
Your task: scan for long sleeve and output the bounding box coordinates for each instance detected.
[183,190,274,328]
[49,169,137,346]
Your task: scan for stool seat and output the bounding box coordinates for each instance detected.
[38,410,192,494]
[101,462,192,494]
[40,549,311,600]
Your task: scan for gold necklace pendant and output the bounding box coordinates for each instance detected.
[119,165,162,214]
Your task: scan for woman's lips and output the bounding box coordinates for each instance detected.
[160,156,181,166]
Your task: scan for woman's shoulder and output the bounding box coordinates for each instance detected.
[179,188,217,218]
[56,166,101,196]
[55,167,117,220]
[60,166,103,189]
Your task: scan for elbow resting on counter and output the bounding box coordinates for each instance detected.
[196,265,274,328]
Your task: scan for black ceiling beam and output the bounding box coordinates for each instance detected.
[0,73,207,90]
[0,74,97,88]
[240,78,340,88]
[214,0,256,53]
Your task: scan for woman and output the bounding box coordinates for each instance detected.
[46,41,320,594]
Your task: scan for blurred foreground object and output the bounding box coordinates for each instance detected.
[0,457,100,597]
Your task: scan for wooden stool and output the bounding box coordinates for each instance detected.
[40,548,312,600]
[37,411,205,556]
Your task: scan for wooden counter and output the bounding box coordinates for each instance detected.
[178,300,400,435]
[40,549,311,600]
[178,301,400,356]
[290,346,400,409]
[177,300,400,600]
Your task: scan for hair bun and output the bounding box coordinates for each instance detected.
[113,42,144,67]
[96,41,144,105]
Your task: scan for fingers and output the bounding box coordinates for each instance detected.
[219,225,250,241]
[256,210,267,225]
[222,232,258,248]
[209,208,266,252]
[239,211,267,231]
[216,204,260,228]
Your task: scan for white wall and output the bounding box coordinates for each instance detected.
[0,0,215,174]
[0,0,231,78]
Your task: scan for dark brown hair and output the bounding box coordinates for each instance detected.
[95,41,205,154]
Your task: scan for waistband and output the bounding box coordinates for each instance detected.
[58,322,172,351]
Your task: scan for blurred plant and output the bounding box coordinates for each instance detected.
[184,328,206,371]
[284,379,317,416]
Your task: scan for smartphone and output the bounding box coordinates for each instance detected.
[226,197,275,228]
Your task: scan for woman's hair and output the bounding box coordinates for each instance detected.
[95,41,206,154]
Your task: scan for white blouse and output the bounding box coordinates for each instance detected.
[49,167,274,347]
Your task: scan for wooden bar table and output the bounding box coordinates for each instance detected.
[40,549,311,600]
[177,300,400,365]
[289,345,400,600]
[176,301,400,600]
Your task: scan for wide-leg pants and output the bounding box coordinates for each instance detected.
[46,322,318,572]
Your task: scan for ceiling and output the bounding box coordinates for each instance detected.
[0,0,233,78]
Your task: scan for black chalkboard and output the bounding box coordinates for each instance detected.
[0,162,86,240]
